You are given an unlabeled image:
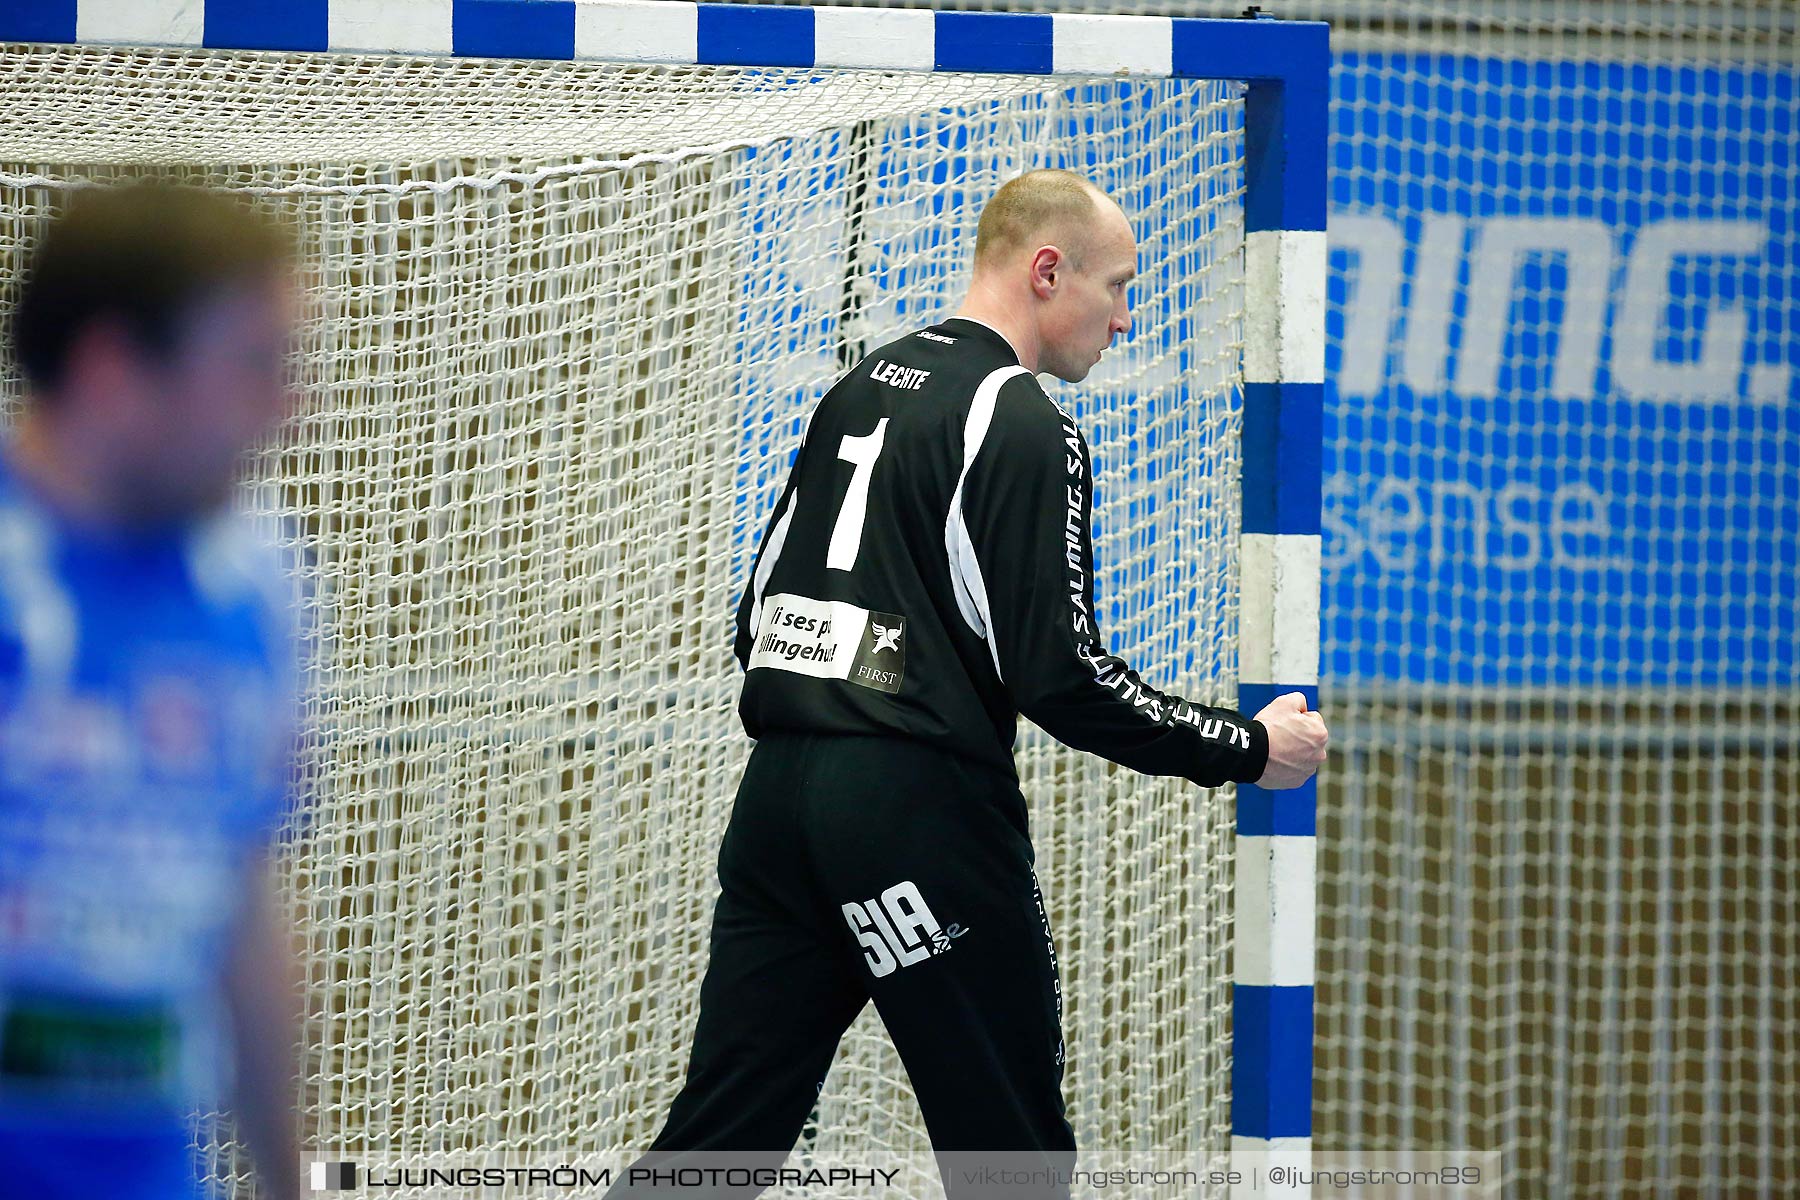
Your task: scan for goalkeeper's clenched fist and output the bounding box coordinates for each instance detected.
[1254,691,1330,790]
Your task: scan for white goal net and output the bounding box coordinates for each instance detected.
[0,43,1250,1193]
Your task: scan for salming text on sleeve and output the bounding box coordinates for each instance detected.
[955,374,1268,787]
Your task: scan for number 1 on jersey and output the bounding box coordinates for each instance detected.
[827,418,889,572]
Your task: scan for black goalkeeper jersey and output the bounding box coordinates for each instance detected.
[734,317,1269,788]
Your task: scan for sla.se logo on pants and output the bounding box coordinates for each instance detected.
[841,880,968,978]
[311,1162,358,1191]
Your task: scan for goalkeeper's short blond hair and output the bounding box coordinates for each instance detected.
[973,169,1110,270]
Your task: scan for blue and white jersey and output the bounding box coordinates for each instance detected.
[0,447,296,1199]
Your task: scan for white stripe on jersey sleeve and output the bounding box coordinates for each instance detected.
[945,364,1032,683]
[747,484,800,644]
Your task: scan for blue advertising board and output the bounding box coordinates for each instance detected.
[1324,56,1798,688]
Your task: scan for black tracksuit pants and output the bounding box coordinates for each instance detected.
[613,733,1075,1197]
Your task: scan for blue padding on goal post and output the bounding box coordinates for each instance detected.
[0,0,75,42]
[1173,20,1329,234]
[455,0,575,61]
[1237,777,1317,839]
[1244,71,1329,234]
[935,11,1054,76]
[1232,984,1314,1140]
[205,0,327,52]
[1171,16,1324,84]
[698,4,813,69]
[1243,382,1325,536]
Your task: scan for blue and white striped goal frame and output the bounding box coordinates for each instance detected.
[0,0,1326,1165]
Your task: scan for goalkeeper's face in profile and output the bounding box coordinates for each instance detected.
[8,182,297,527]
[1034,195,1137,384]
[968,170,1137,384]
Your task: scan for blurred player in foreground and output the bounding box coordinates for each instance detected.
[618,170,1328,1195]
[0,182,302,1200]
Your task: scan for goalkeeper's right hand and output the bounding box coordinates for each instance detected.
[1253,691,1329,789]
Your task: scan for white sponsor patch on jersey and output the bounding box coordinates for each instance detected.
[749,592,905,694]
